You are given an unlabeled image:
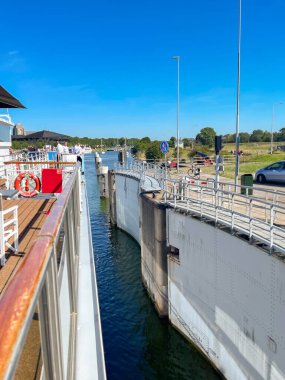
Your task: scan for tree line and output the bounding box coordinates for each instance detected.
[196,127,285,147]
[12,137,140,150]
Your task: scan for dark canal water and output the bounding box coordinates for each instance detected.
[85,152,221,380]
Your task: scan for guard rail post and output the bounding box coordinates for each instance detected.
[270,204,274,254]
[249,198,253,241]
[215,189,218,224]
[38,250,64,380]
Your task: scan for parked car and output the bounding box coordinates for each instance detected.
[195,151,213,165]
[255,160,285,183]
[160,161,177,168]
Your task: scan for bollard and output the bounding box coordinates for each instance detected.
[118,151,125,165]
[95,156,102,169]
[108,170,117,225]
[98,166,109,198]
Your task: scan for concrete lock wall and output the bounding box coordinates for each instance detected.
[140,195,168,317]
[115,174,141,244]
[114,173,168,317]
[108,171,116,225]
[167,209,285,380]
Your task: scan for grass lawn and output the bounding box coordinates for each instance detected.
[188,154,285,179]
[136,142,285,181]
[178,145,285,180]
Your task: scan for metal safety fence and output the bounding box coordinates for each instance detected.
[116,160,285,255]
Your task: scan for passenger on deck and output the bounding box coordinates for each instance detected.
[74,143,83,165]
[56,141,64,161]
[63,141,69,154]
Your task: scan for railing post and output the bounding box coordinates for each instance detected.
[270,205,274,253]
[249,198,253,241]
[231,194,235,233]
[38,251,64,380]
[273,190,277,205]
[215,189,218,224]
[64,203,78,314]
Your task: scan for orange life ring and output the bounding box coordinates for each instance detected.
[14,172,41,197]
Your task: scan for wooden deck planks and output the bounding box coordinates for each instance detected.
[0,198,56,296]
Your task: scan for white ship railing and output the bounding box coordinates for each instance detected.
[2,159,78,190]
[0,166,106,380]
[116,161,285,255]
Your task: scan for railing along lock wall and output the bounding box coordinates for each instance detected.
[117,160,285,256]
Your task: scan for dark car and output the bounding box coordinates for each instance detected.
[160,161,177,168]
[195,151,213,165]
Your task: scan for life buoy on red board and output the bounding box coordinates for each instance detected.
[14,172,41,197]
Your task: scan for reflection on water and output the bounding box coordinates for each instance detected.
[85,152,221,380]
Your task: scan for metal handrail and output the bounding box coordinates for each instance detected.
[116,161,285,254]
[0,166,81,379]
[164,179,285,253]
[120,160,285,204]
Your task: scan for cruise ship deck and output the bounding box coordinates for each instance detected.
[0,198,56,295]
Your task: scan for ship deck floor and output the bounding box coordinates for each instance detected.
[0,197,56,296]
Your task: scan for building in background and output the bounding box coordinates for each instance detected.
[12,130,70,144]
[175,138,184,149]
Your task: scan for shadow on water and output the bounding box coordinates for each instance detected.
[84,153,221,380]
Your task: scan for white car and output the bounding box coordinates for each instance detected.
[255,160,285,183]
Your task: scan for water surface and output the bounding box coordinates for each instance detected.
[85,152,221,380]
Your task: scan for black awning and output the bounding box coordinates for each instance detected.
[0,85,25,108]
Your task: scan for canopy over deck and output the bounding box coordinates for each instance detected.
[0,86,25,109]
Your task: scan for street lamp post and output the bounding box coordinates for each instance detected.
[172,56,180,173]
[271,102,283,154]
[234,0,242,191]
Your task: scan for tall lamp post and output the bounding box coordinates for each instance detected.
[172,56,180,173]
[234,0,242,191]
[271,102,283,154]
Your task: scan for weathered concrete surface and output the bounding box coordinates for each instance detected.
[140,194,168,317]
[95,156,102,169]
[167,208,285,380]
[98,166,109,198]
[115,174,140,244]
[108,170,117,225]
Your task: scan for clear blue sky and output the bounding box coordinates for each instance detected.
[2,0,285,140]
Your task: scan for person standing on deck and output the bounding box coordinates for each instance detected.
[74,143,83,165]
[63,141,69,154]
[56,140,64,161]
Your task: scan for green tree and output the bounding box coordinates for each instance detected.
[183,138,191,147]
[239,132,250,143]
[224,134,235,143]
[140,136,151,144]
[196,127,216,147]
[168,136,176,148]
[250,129,264,142]
[118,137,125,146]
[261,131,271,142]
[275,128,285,142]
[145,142,163,160]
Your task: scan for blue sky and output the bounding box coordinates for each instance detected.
[1,0,285,140]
